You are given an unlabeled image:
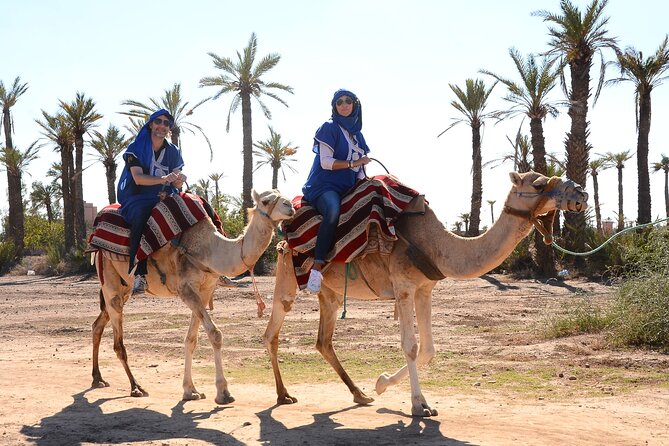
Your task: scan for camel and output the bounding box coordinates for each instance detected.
[91,189,295,405]
[262,171,588,417]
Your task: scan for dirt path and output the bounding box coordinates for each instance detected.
[0,273,667,445]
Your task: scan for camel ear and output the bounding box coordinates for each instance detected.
[509,172,522,186]
[532,175,549,188]
[252,189,260,204]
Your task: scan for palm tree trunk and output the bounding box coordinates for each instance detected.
[636,92,652,224]
[467,122,482,237]
[665,170,669,224]
[529,117,554,275]
[592,174,602,234]
[564,58,591,262]
[271,167,278,190]
[171,126,180,147]
[105,164,116,204]
[241,92,254,223]
[617,167,624,231]
[60,145,75,252]
[5,167,24,257]
[74,134,86,247]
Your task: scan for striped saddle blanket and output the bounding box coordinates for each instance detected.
[88,192,218,263]
[283,175,420,289]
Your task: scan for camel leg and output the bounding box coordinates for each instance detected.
[178,282,233,405]
[182,313,206,401]
[316,288,374,405]
[263,290,297,405]
[105,291,149,397]
[375,286,436,417]
[91,292,110,388]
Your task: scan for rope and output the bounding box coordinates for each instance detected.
[552,217,669,256]
[368,157,390,174]
[341,263,350,319]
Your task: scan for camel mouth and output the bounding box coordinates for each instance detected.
[559,184,588,212]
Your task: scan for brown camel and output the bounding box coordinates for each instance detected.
[263,171,588,417]
[91,189,295,405]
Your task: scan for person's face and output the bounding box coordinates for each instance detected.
[335,96,354,117]
[150,116,172,139]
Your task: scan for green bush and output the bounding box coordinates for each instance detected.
[543,297,611,339]
[606,226,669,351]
[0,240,15,273]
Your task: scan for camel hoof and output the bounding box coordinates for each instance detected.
[183,391,206,401]
[375,373,390,395]
[130,386,149,397]
[354,393,374,405]
[411,405,438,417]
[277,395,298,405]
[91,379,109,389]
[215,391,235,405]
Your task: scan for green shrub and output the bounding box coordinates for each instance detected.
[543,297,611,339]
[606,226,669,351]
[0,240,16,273]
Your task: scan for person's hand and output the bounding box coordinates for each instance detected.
[355,156,371,168]
[163,172,179,184]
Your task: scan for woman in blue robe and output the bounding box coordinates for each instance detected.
[116,108,186,295]
[302,89,371,293]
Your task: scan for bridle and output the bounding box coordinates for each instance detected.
[502,176,563,245]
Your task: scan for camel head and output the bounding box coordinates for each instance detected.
[504,171,589,245]
[251,189,296,223]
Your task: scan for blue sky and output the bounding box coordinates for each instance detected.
[3,0,669,229]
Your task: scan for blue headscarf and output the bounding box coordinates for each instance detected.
[331,89,362,134]
[122,109,174,169]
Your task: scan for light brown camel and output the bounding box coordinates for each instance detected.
[263,171,588,417]
[91,189,295,405]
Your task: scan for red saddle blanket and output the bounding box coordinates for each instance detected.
[88,192,215,263]
[283,175,420,289]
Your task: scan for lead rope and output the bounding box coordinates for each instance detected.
[552,217,669,256]
[341,263,350,319]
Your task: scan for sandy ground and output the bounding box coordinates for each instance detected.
[1,273,668,446]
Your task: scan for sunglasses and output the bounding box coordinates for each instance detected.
[153,118,172,127]
[336,97,354,106]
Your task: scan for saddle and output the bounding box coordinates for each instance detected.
[282,175,422,289]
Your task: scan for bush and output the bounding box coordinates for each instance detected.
[606,226,669,351]
[543,297,611,339]
[0,240,15,273]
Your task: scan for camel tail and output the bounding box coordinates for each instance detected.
[98,289,106,312]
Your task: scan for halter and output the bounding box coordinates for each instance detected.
[502,176,562,245]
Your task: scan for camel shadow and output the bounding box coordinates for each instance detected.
[480,274,520,291]
[255,404,476,446]
[20,389,241,445]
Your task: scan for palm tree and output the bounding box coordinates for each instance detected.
[253,126,298,189]
[439,78,497,236]
[588,157,608,234]
[484,122,533,173]
[30,180,61,223]
[651,154,669,223]
[59,92,103,247]
[195,178,211,202]
[458,212,471,234]
[120,83,213,159]
[0,76,29,256]
[200,32,294,222]
[481,48,563,175]
[36,111,76,252]
[534,0,618,252]
[89,125,130,204]
[487,200,496,224]
[0,142,39,256]
[602,150,633,231]
[607,35,669,225]
[208,172,224,210]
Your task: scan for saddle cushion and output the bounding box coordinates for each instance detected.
[88,192,217,264]
[283,174,420,289]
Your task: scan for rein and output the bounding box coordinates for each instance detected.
[240,195,282,318]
